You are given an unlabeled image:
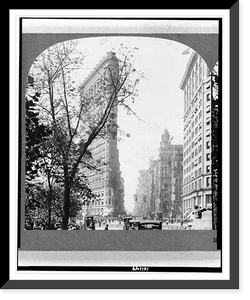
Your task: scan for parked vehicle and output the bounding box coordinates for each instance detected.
[126,219,162,230]
[123,216,133,230]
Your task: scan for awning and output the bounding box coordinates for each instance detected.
[103,212,110,217]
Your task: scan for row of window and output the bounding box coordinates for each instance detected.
[92,146,107,156]
[183,162,211,184]
[183,194,212,209]
[183,176,211,195]
[184,151,211,175]
[184,98,210,145]
[175,185,182,192]
[90,141,106,150]
[82,72,107,99]
[184,140,211,167]
[184,90,211,155]
[90,197,113,207]
[184,96,200,130]
[184,56,210,112]
[175,178,182,184]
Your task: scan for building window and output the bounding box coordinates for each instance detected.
[206,177,210,187]
[206,153,210,161]
[205,194,212,204]
[206,141,211,149]
[199,110,202,119]
[206,165,211,173]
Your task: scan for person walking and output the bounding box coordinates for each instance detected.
[105,224,109,230]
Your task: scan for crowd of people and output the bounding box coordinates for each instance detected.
[24,216,125,230]
[25,219,81,230]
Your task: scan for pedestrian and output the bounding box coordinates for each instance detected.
[194,205,199,218]
[105,224,109,230]
[33,222,39,230]
[130,224,135,230]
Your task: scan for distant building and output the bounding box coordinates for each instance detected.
[147,158,157,214]
[154,129,183,219]
[79,52,125,217]
[180,51,212,221]
[171,145,183,216]
[133,170,148,217]
[134,129,183,220]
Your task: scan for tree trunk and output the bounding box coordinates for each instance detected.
[47,177,53,229]
[48,191,52,229]
[62,181,71,230]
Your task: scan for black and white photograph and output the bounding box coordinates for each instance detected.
[6,6,240,290]
[23,23,218,233]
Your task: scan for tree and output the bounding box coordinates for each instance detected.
[25,75,52,180]
[28,41,143,229]
[26,75,56,228]
[25,74,95,228]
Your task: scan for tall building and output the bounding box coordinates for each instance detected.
[155,129,172,214]
[180,51,212,218]
[133,129,183,220]
[147,158,157,214]
[133,170,148,217]
[154,129,183,219]
[171,145,183,216]
[79,52,125,217]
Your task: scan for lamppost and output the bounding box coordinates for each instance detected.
[171,206,174,224]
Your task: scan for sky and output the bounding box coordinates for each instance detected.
[71,37,192,212]
[71,36,192,212]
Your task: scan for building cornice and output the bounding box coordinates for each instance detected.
[179,51,199,90]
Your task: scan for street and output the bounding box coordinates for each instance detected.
[93,220,187,230]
